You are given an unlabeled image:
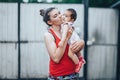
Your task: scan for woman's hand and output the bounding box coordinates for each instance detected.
[71,40,85,53]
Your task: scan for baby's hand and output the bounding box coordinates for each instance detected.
[61,24,69,42]
[66,27,73,40]
[62,24,69,33]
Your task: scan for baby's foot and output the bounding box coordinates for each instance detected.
[79,56,86,64]
[75,61,82,73]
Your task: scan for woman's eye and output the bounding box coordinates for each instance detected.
[53,12,61,18]
[54,14,57,18]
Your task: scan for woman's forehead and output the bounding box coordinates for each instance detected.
[49,9,60,16]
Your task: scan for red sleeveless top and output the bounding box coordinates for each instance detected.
[49,28,75,77]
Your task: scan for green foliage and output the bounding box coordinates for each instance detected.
[64,0,82,3]
[53,0,82,3]
[0,0,119,8]
[0,0,21,2]
[52,0,119,7]
[89,0,118,7]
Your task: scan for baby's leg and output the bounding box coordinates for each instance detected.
[76,51,81,58]
[76,52,86,64]
[68,46,79,64]
[68,47,84,72]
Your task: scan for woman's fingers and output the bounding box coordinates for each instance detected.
[72,41,79,48]
[71,41,81,53]
[71,40,85,53]
[71,42,79,52]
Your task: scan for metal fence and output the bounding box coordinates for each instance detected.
[0,3,119,80]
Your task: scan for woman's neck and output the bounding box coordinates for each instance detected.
[51,25,61,32]
[51,25,62,39]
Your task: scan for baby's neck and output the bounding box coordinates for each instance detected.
[65,22,74,26]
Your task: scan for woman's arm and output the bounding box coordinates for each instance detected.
[44,32,68,63]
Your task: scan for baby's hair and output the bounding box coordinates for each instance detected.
[66,8,77,21]
[39,7,56,26]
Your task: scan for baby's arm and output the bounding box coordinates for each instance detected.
[58,24,69,47]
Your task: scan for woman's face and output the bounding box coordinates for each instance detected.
[48,9,63,26]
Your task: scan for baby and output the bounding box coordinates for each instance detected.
[59,8,86,72]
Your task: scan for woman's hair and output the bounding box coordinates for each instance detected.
[67,8,77,21]
[40,7,56,26]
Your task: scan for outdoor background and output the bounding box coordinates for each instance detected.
[0,0,120,80]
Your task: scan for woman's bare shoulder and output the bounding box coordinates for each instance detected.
[44,32,54,40]
[44,32,52,37]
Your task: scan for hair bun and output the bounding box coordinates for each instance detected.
[40,9,45,16]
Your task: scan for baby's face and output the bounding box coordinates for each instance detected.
[62,10,72,23]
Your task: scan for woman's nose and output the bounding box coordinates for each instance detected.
[62,15,65,19]
[59,14,62,18]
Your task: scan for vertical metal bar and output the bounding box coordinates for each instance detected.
[83,0,89,80]
[117,9,120,80]
[18,0,21,80]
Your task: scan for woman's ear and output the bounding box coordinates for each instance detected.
[47,21,52,25]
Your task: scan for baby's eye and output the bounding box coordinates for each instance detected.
[65,15,68,17]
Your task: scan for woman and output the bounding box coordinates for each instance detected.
[40,7,84,80]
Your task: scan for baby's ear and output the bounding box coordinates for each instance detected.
[71,19,75,22]
[47,20,52,25]
[72,27,75,30]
